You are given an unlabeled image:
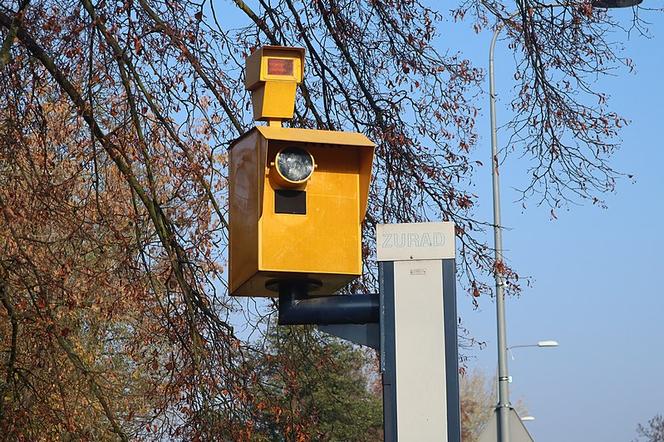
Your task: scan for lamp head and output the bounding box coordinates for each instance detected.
[592,0,642,8]
[537,340,559,348]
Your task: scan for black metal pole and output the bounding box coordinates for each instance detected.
[276,280,379,325]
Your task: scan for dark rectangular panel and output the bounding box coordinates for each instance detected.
[379,261,398,442]
[275,189,306,214]
[267,58,294,75]
[443,258,461,442]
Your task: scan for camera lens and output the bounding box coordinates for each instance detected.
[276,147,314,183]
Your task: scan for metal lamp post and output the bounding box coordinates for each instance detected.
[488,1,641,441]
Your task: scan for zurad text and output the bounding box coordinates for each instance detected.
[381,232,446,249]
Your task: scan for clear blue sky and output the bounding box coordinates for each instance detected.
[452,7,664,442]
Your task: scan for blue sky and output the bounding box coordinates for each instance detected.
[453,6,664,441]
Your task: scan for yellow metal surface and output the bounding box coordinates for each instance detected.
[228,127,375,297]
[256,126,374,146]
[245,46,305,91]
[260,144,362,275]
[358,146,373,218]
[228,130,263,294]
[245,46,304,122]
[250,81,298,121]
[257,126,374,218]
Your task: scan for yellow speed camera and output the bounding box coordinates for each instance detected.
[229,126,374,297]
[230,46,375,297]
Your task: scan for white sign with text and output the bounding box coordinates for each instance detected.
[376,222,455,262]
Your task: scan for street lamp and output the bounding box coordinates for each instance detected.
[488,2,641,441]
[509,340,559,350]
[593,0,642,7]
[535,340,558,348]
[508,340,559,361]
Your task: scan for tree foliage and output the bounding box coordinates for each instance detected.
[459,368,527,442]
[0,0,650,439]
[247,325,382,441]
[460,369,495,442]
[457,0,644,208]
[635,415,664,442]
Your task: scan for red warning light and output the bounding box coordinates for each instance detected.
[268,58,294,76]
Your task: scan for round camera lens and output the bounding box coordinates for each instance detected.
[276,147,314,183]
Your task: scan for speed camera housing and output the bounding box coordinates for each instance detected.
[228,126,374,297]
